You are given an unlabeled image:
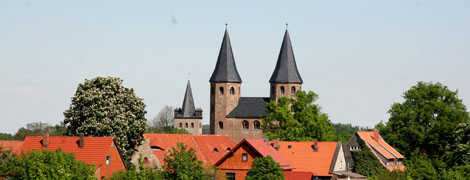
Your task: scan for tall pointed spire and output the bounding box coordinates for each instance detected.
[181,80,196,117]
[269,29,303,83]
[209,28,242,83]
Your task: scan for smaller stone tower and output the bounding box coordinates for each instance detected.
[174,80,202,134]
[269,29,303,101]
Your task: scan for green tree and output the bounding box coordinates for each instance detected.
[0,133,12,140]
[444,120,470,167]
[149,105,174,130]
[1,149,95,180]
[403,155,438,180]
[262,90,335,141]
[63,77,147,162]
[378,82,469,159]
[163,143,207,180]
[246,156,284,180]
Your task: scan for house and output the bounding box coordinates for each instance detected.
[21,134,126,179]
[215,138,302,180]
[344,130,405,172]
[277,140,365,180]
[131,133,236,169]
[209,28,304,142]
[0,141,23,154]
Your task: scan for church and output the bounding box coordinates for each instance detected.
[175,27,304,142]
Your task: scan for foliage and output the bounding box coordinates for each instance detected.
[441,165,470,180]
[0,146,17,178]
[246,156,285,180]
[163,143,207,180]
[332,123,361,143]
[149,105,174,130]
[350,136,388,178]
[444,120,470,167]
[8,122,66,141]
[262,90,335,141]
[378,82,469,159]
[0,133,12,140]
[1,149,95,180]
[402,154,438,180]
[63,77,147,162]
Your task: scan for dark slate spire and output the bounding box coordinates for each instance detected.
[209,29,242,83]
[269,29,303,83]
[181,80,196,117]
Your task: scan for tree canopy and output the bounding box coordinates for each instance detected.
[378,82,469,159]
[1,149,95,180]
[63,77,147,162]
[163,143,207,180]
[246,156,284,180]
[262,90,335,141]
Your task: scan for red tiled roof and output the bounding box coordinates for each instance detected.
[21,136,124,169]
[215,138,294,170]
[356,131,404,159]
[278,141,338,177]
[143,134,236,166]
[0,141,23,153]
[283,171,313,180]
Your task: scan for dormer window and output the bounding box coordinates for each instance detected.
[226,148,231,152]
[212,148,219,152]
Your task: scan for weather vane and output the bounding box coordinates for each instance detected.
[286,22,288,29]
[225,23,228,29]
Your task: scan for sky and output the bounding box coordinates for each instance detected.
[1,0,469,134]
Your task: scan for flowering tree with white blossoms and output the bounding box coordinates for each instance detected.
[64,77,147,162]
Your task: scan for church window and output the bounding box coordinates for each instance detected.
[179,123,182,128]
[254,121,260,129]
[230,87,235,95]
[242,120,249,129]
[280,86,285,94]
[291,86,296,94]
[185,123,188,128]
[191,123,194,128]
[219,87,224,95]
[219,121,224,129]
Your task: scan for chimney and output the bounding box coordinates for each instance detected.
[312,139,318,152]
[42,133,49,148]
[373,129,380,143]
[273,138,280,151]
[262,136,269,145]
[79,133,84,148]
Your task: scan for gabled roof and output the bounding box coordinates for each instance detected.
[356,130,406,171]
[0,141,23,153]
[180,80,196,117]
[226,97,270,118]
[21,136,126,170]
[216,138,294,170]
[269,29,303,84]
[209,29,242,83]
[278,141,339,177]
[143,134,236,166]
[356,131,404,159]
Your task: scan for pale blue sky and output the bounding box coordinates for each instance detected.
[1,0,469,134]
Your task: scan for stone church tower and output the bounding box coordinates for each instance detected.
[269,29,303,101]
[174,81,202,134]
[209,29,242,136]
[209,28,303,142]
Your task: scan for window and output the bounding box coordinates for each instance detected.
[254,121,260,129]
[212,148,219,152]
[226,173,236,180]
[211,86,215,95]
[280,86,285,94]
[191,123,194,128]
[179,123,182,128]
[226,148,231,152]
[242,153,248,162]
[106,155,111,166]
[230,87,235,95]
[219,121,224,129]
[291,86,296,94]
[143,157,149,165]
[242,120,249,129]
[219,87,224,95]
[185,123,188,128]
